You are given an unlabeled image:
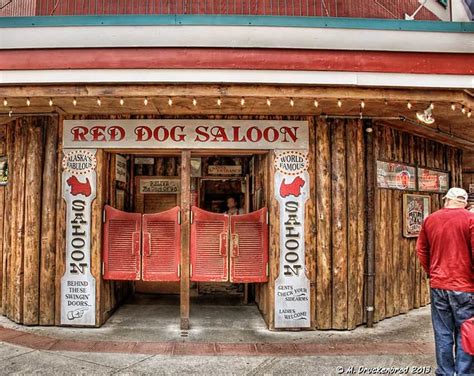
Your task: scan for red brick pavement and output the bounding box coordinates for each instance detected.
[0,326,434,356]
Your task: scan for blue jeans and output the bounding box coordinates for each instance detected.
[431,288,474,376]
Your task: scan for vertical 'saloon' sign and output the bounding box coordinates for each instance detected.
[274,151,311,328]
[60,149,97,326]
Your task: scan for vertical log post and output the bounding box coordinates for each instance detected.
[23,118,44,325]
[39,116,59,325]
[315,117,332,329]
[180,150,191,330]
[364,120,376,328]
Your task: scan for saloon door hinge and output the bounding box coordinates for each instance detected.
[177,210,181,225]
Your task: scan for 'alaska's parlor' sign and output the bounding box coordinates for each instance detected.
[274,151,311,328]
[61,149,97,326]
[63,120,308,150]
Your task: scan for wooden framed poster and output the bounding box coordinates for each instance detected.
[417,167,449,193]
[403,194,431,238]
[376,160,416,191]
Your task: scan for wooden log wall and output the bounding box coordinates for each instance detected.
[462,150,474,198]
[0,114,463,329]
[372,122,463,323]
[314,118,366,330]
[1,116,59,325]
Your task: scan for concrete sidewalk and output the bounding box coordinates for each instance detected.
[0,302,437,375]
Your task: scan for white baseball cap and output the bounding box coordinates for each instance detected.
[442,187,468,203]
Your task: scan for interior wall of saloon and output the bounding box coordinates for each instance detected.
[0,114,463,330]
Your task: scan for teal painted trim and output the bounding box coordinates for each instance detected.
[0,15,472,32]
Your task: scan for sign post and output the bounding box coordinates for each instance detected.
[60,149,97,326]
[274,151,311,328]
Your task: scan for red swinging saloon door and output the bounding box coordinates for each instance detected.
[190,206,229,282]
[230,208,269,283]
[142,206,181,282]
[103,205,141,280]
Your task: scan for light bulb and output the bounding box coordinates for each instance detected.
[430,102,434,110]
[168,98,173,106]
[144,97,148,106]
[384,100,388,105]
[360,99,365,109]
[337,99,342,108]
[3,98,7,107]
[8,109,12,117]
[49,98,53,107]
[192,98,197,106]
[217,98,222,106]
[72,98,77,106]
[313,100,319,108]
[119,97,124,106]
[468,110,472,118]
[407,101,412,109]
[240,97,245,106]
[26,98,31,106]
[451,103,455,111]
[266,98,271,107]
[462,106,466,114]
[290,98,294,107]
[96,97,101,106]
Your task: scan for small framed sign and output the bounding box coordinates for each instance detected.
[403,194,431,238]
[376,161,416,191]
[0,156,7,186]
[138,177,180,194]
[417,168,449,193]
[208,165,242,175]
[115,155,127,183]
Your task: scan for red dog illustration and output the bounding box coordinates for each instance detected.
[67,175,92,197]
[279,176,305,198]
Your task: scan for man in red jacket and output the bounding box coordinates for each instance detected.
[417,187,474,375]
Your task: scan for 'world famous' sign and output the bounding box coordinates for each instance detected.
[274,151,311,328]
[60,149,97,326]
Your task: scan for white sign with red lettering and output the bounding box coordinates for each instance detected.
[63,120,308,150]
[60,149,97,326]
[274,150,311,328]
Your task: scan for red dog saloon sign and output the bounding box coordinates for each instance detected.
[274,151,311,328]
[63,120,308,150]
[60,149,97,326]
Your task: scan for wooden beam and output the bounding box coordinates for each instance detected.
[180,150,191,330]
[0,85,472,106]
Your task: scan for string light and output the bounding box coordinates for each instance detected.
[168,98,173,106]
[407,101,412,110]
[72,97,77,106]
[192,98,197,106]
[266,98,271,107]
[462,106,466,114]
[337,99,342,108]
[96,97,101,106]
[49,98,54,107]
[3,98,7,107]
[384,100,388,105]
[143,97,148,106]
[26,98,31,106]
[313,99,319,108]
[451,103,456,111]
[360,99,365,109]
[119,97,124,106]
[468,109,472,118]
[289,98,295,107]
[8,108,12,117]
[240,97,245,106]
[217,98,222,106]
[429,102,434,110]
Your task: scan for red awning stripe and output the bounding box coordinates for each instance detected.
[1,48,472,75]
